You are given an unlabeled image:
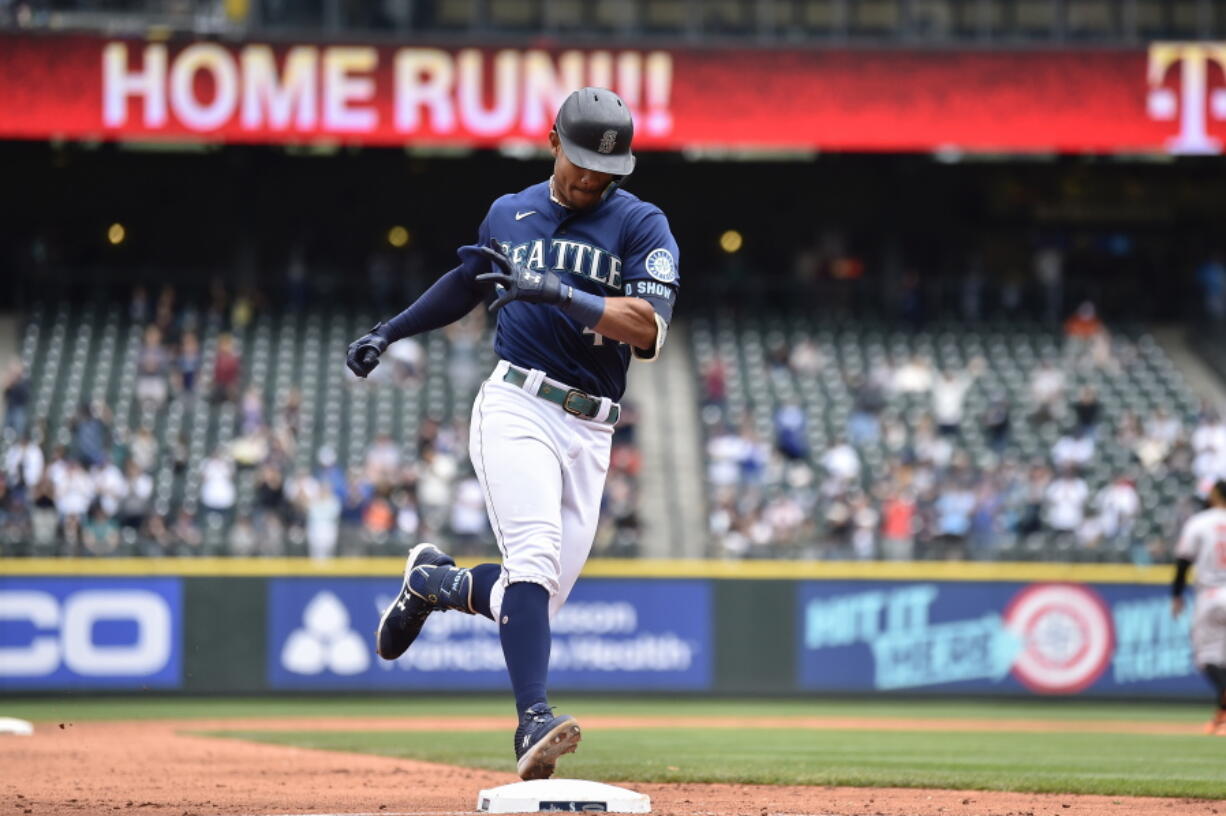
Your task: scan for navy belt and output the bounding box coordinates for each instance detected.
[501,367,620,425]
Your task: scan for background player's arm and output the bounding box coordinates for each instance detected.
[593,297,659,350]
[1171,516,1198,618]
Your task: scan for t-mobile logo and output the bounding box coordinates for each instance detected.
[1147,42,1226,155]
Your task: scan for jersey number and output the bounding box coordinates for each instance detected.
[583,327,622,347]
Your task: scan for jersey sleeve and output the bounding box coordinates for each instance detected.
[1174,516,1199,561]
[620,209,680,362]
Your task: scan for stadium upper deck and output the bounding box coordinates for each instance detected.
[4,0,1224,44]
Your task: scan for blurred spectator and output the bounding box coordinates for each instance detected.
[212,333,241,404]
[1045,469,1089,537]
[1071,385,1102,434]
[892,354,934,394]
[174,331,201,396]
[82,503,120,556]
[774,403,808,461]
[362,489,396,551]
[228,514,258,556]
[970,481,1004,559]
[880,487,916,560]
[1064,301,1105,340]
[1029,359,1065,425]
[170,509,203,555]
[3,361,30,437]
[5,433,43,493]
[982,398,1011,453]
[71,401,111,468]
[417,442,457,537]
[449,472,490,554]
[931,361,980,436]
[1052,427,1095,471]
[1145,407,1182,447]
[933,481,976,558]
[306,480,341,561]
[55,458,94,526]
[29,475,58,552]
[1015,466,1051,536]
[339,466,373,543]
[850,494,878,560]
[384,335,424,383]
[365,432,401,484]
[136,325,170,407]
[118,460,153,531]
[789,339,823,376]
[847,374,885,445]
[1093,476,1140,547]
[239,387,265,435]
[200,448,236,522]
[129,426,158,473]
[129,285,151,324]
[91,454,125,517]
[820,437,861,492]
[393,488,420,543]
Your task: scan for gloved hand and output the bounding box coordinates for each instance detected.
[463,239,567,314]
[346,322,391,378]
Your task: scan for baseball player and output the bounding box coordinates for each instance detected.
[347,88,679,779]
[1171,479,1226,735]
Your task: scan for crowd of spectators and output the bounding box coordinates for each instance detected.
[703,305,1226,562]
[0,284,645,559]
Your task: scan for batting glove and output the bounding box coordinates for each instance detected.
[466,240,566,314]
[346,322,391,378]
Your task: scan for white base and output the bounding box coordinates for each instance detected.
[0,718,33,736]
[476,779,650,813]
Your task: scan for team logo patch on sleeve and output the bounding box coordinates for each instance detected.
[644,248,677,283]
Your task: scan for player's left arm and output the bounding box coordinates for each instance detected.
[592,296,660,351]
[611,209,680,361]
[1171,516,1197,618]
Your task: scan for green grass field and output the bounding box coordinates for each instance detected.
[6,697,1223,799]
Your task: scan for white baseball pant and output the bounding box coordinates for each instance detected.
[469,361,614,622]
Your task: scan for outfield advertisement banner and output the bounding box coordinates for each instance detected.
[797,580,1203,696]
[0,577,183,690]
[267,578,711,690]
[1,34,1224,153]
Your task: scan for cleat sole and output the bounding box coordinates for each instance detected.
[517,720,582,781]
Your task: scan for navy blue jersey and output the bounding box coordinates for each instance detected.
[462,180,680,401]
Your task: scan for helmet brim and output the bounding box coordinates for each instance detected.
[557,132,636,177]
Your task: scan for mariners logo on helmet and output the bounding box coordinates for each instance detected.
[597,129,618,155]
[644,248,677,283]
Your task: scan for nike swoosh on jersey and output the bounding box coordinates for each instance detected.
[515,211,537,220]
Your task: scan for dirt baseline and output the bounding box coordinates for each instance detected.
[2,716,1220,816]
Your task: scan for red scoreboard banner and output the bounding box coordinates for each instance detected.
[1,34,1225,154]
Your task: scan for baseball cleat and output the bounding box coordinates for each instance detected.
[1204,711,1226,735]
[514,703,582,781]
[375,543,456,660]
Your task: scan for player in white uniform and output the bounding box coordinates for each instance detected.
[1171,479,1226,735]
[347,88,679,778]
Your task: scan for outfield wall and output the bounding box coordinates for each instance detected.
[0,560,1202,698]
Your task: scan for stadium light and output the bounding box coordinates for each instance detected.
[107,223,126,245]
[387,225,410,248]
[719,229,743,254]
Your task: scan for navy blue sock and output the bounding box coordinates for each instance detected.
[499,582,551,716]
[469,563,500,620]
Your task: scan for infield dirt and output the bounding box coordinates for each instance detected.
[3,717,1221,816]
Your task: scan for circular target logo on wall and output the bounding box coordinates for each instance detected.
[1003,583,1114,694]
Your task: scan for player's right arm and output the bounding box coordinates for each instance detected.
[347,217,493,378]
